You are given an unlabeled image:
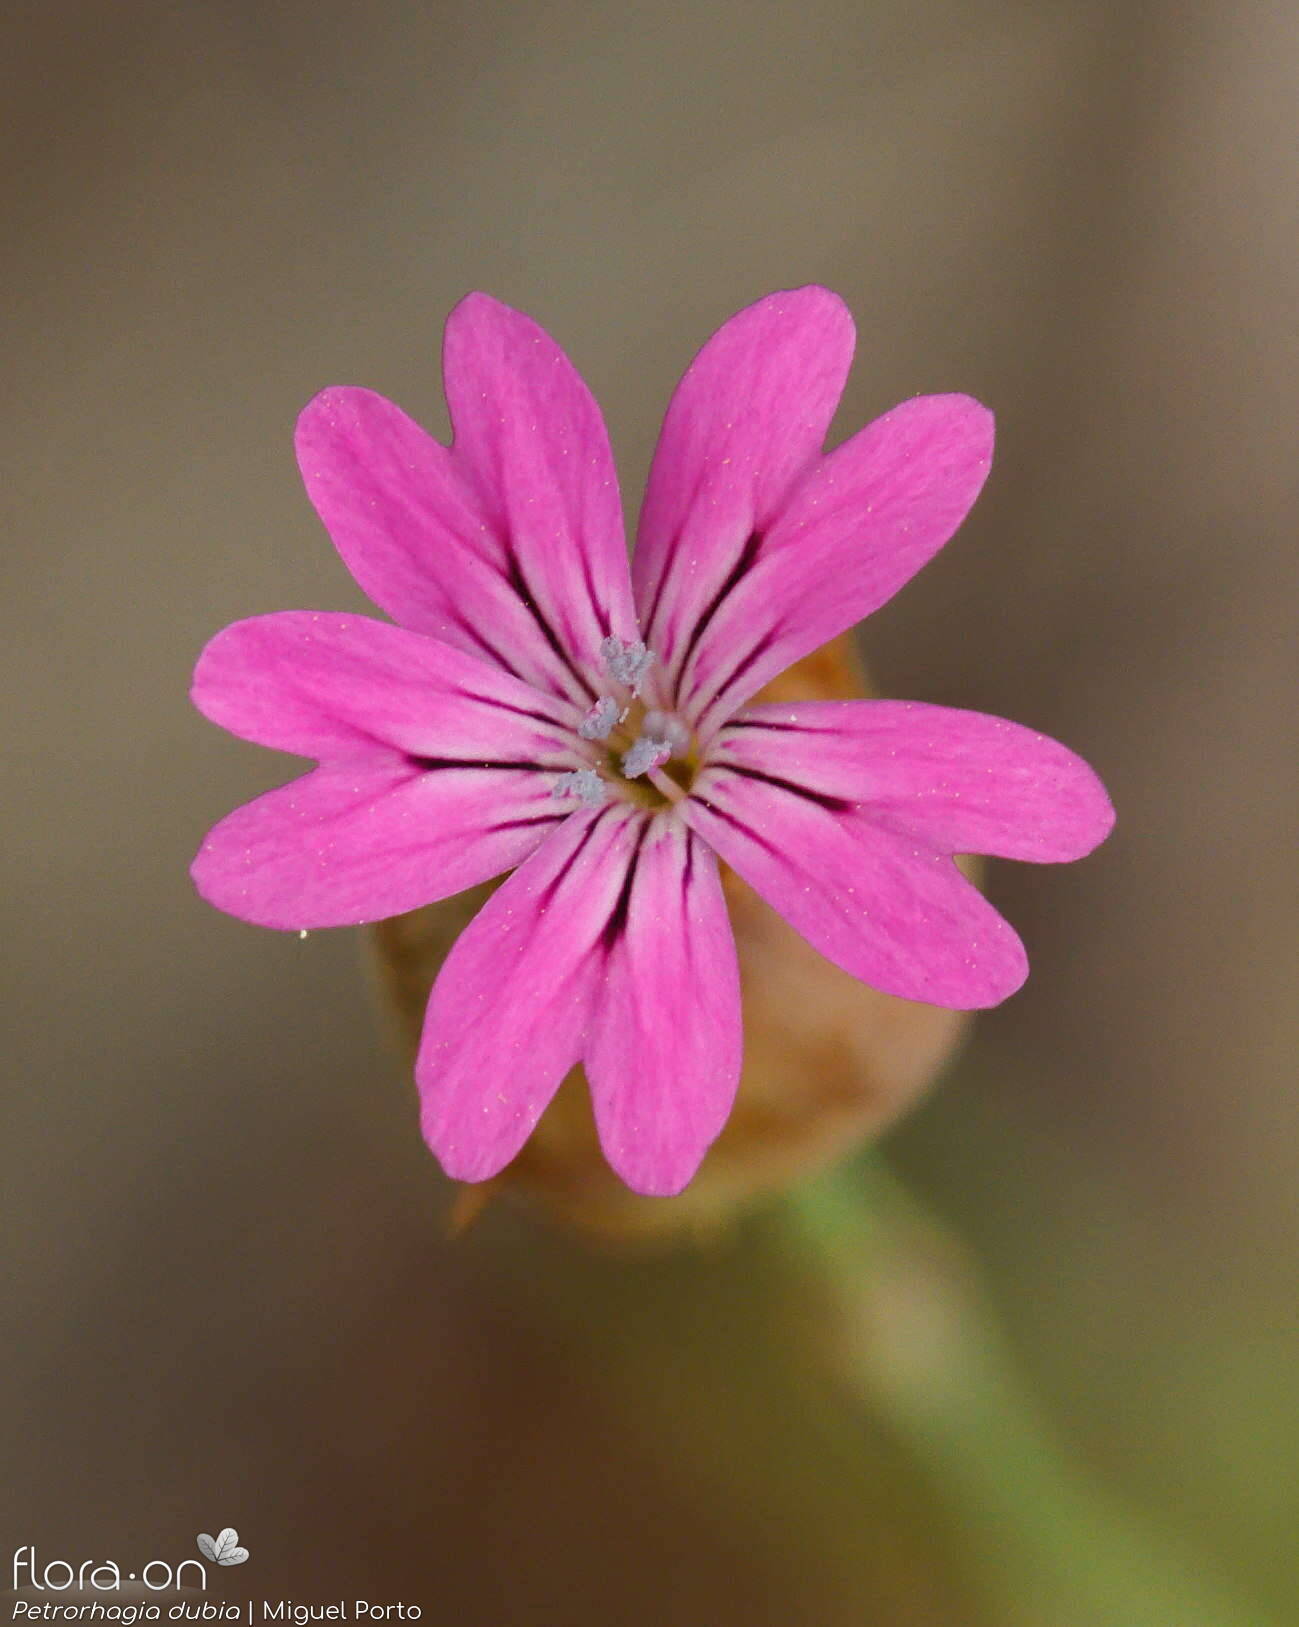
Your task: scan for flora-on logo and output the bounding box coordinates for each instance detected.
[13,1546,210,1592]
[195,1532,248,1568]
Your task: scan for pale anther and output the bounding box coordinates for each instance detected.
[621,735,672,779]
[578,696,619,740]
[551,768,607,805]
[599,635,655,692]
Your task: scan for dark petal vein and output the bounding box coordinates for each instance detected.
[488,812,567,834]
[714,763,854,815]
[692,794,783,857]
[453,686,571,728]
[501,546,598,703]
[673,528,763,690]
[405,754,562,774]
[534,809,609,911]
[600,819,651,952]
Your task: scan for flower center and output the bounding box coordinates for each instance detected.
[550,638,698,810]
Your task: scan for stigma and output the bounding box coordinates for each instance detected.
[549,638,696,809]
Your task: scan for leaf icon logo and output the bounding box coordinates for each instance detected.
[197,1529,249,1566]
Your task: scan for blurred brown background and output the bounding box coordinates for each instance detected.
[5,1,1298,1620]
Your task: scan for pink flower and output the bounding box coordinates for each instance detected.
[192,288,1113,1196]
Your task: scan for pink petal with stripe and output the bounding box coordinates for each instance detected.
[297,389,589,703]
[191,611,583,758]
[713,701,1114,862]
[632,286,855,683]
[296,295,637,705]
[192,761,568,930]
[681,394,994,735]
[684,766,1028,1009]
[442,293,639,685]
[585,816,742,1195]
[190,612,579,928]
[417,805,743,1191]
[417,805,644,1182]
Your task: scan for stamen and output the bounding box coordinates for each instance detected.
[551,768,607,806]
[641,710,691,756]
[578,696,619,740]
[600,635,655,693]
[621,735,672,779]
[646,765,686,805]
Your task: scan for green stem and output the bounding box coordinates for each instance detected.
[787,1159,1271,1627]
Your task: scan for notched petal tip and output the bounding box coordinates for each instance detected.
[294,381,350,432]
[443,289,548,358]
[422,1127,517,1187]
[602,1143,708,1199]
[293,383,398,466]
[446,288,513,323]
[900,389,996,457]
[945,934,1030,1011]
[189,614,272,733]
[1063,765,1117,860]
[188,834,296,932]
[746,281,855,335]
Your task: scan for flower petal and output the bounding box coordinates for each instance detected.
[684,767,1027,1009]
[192,611,581,760]
[681,394,995,735]
[585,816,742,1195]
[297,389,591,701]
[297,294,639,706]
[713,701,1115,862]
[191,613,581,929]
[192,760,568,929]
[417,805,644,1183]
[632,286,855,687]
[442,293,639,685]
